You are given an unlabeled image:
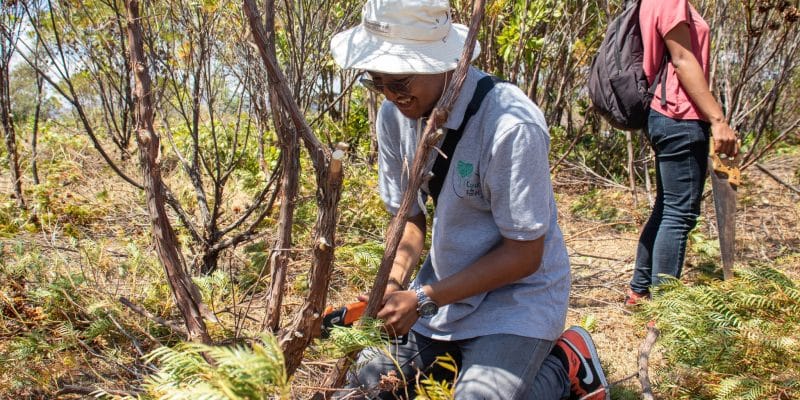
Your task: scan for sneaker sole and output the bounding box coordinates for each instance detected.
[566,326,610,400]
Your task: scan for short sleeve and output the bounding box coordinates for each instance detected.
[647,0,690,38]
[484,123,552,241]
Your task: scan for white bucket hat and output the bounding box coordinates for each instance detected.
[330,0,481,74]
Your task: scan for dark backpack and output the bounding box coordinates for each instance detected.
[587,0,666,131]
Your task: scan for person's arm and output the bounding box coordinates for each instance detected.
[387,213,426,292]
[664,23,738,157]
[377,235,543,335]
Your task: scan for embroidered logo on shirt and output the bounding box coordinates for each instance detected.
[457,160,473,178]
[454,161,482,199]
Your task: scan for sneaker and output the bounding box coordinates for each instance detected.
[554,326,610,400]
[624,287,650,306]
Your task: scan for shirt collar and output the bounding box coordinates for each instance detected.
[440,66,485,131]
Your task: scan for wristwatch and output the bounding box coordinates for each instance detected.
[415,287,439,318]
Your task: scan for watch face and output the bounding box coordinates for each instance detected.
[418,301,438,317]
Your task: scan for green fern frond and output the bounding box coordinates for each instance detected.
[145,345,210,377]
[715,377,743,399]
[736,267,767,287]
[329,318,388,355]
[784,286,800,303]
[670,324,695,341]
[55,321,79,338]
[337,241,385,287]
[695,287,734,315]
[706,311,741,329]
[84,316,114,341]
[353,243,383,268]
[639,266,800,399]
[143,333,289,399]
[739,380,767,400]
[735,293,778,311]
[752,266,796,288]
[86,300,116,316]
[192,270,231,304]
[9,330,51,360]
[651,275,684,294]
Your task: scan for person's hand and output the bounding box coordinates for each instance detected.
[711,120,739,159]
[376,290,419,336]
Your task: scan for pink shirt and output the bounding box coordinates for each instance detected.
[639,0,711,121]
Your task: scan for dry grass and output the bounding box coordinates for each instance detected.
[1,144,799,398]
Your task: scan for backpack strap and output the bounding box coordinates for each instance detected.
[427,75,503,206]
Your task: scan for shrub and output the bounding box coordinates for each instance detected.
[640,267,800,399]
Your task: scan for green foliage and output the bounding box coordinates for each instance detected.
[6,330,53,362]
[639,267,800,399]
[325,318,388,357]
[569,188,631,231]
[494,0,561,66]
[193,269,233,307]
[141,334,291,400]
[0,199,23,237]
[688,217,720,260]
[241,240,271,291]
[336,241,385,289]
[29,272,86,317]
[337,163,389,247]
[579,314,598,332]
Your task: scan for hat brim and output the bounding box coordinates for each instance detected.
[330,23,481,74]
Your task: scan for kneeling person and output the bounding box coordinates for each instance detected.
[329,1,609,399]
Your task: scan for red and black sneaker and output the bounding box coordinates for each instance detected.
[624,287,651,307]
[553,326,610,400]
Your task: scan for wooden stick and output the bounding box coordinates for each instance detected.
[638,323,661,400]
[755,163,800,194]
[626,130,638,206]
[119,296,188,340]
[56,385,133,397]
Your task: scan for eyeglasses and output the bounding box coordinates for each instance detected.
[359,73,416,95]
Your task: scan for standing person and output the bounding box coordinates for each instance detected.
[626,0,740,305]
[329,1,609,399]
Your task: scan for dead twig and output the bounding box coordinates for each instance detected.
[56,385,132,397]
[565,222,633,242]
[119,296,188,340]
[570,251,626,262]
[638,323,660,400]
[755,163,800,195]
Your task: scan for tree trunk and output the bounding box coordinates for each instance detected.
[280,143,346,375]
[263,131,298,333]
[0,63,25,210]
[30,72,43,185]
[126,0,211,344]
[243,0,345,376]
[261,0,301,333]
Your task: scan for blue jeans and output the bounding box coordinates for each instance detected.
[630,109,710,294]
[336,330,570,399]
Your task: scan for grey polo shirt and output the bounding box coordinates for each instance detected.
[376,66,570,341]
